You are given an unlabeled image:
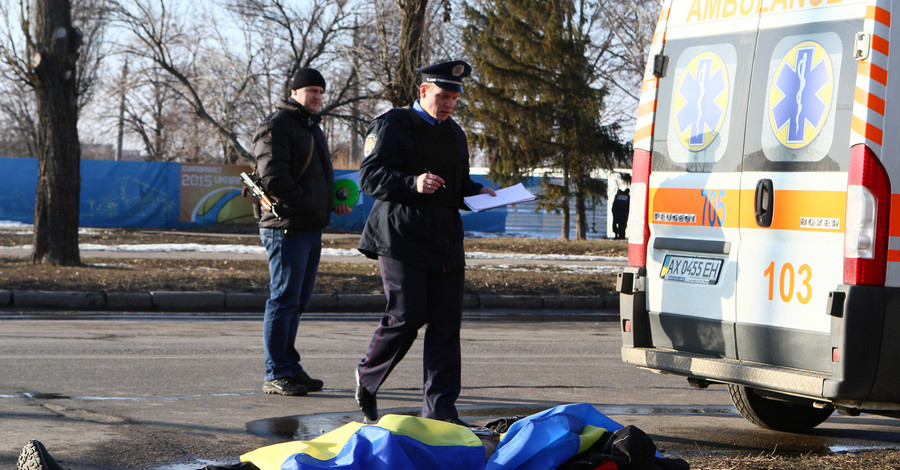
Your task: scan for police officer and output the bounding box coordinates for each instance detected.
[354,60,496,425]
[611,188,630,239]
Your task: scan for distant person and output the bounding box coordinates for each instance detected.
[354,60,495,425]
[611,188,630,240]
[251,67,351,396]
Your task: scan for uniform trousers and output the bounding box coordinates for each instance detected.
[357,255,465,419]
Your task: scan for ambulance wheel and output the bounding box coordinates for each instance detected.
[728,384,833,432]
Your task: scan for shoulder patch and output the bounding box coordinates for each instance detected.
[364,134,377,157]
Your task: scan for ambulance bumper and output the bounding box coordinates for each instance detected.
[618,267,900,408]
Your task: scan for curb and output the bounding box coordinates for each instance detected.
[0,289,619,314]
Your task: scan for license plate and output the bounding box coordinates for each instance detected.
[660,255,723,285]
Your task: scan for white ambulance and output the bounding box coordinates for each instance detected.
[617,0,900,431]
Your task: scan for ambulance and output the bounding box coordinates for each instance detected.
[617,0,900,431]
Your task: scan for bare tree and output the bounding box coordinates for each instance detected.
[30,0,83,264]
[120,65,194,161]
[227,0,350,95]
[71,0,110,108]
[374,0,454,107]
[110,0,256,163]
[0,0,109,264]
[0,0,108,151]
[0,80,38,157]
[592,0,661,124]
[111,0,368,165]
[387,0,427,106]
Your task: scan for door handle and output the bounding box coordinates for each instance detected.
[755,179,774,227]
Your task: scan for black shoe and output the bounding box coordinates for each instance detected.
[17,440,67,470]
[293,370,324,392]
[441,416,475,427]
[263,377,308,396]
[355,372,377,422]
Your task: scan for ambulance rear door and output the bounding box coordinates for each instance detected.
[643,6,758,359]
[734,1,865,374]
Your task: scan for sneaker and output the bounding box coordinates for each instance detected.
[355,371,378,422]
[263,377,308,396]
[293,370,324,392]
[17,440,67,470]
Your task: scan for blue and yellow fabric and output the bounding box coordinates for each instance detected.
[241,414,484,470]
[240,403,622,470]
[484,403,622,470]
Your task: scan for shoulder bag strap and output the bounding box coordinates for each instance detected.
[293,131,315,181]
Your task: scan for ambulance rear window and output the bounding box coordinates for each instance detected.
[742,21,858,172]
[651,32,753,173]
[652,20,857,173]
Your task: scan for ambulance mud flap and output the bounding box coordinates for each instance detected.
[618,267,650,348]
[824,284,900,405]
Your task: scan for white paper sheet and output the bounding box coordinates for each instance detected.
[464,183,536,212]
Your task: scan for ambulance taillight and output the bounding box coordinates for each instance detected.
[843,144,890,286]
[627,149,651,267]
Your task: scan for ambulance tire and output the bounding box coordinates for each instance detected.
[728,384,834,432]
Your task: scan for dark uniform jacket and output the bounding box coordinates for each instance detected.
[357,106,485,271]
[251,98,334,232]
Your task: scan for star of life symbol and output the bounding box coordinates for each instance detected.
[769,41,833,149]
[674,52,728,152]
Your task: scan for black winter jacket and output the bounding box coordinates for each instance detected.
[251,98,334,231]
[357,106,484,271]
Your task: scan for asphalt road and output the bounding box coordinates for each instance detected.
[2,318,900,469]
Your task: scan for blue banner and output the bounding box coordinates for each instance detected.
[0,157,506,233]
[81,159,181,228]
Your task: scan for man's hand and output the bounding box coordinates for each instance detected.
[479,186,497,196]
[417,172,446,194]
[334,203,352,215]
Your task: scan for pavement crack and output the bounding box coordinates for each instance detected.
[20,392,130,424]
[39,402,130,424]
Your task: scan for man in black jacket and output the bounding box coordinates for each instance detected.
[354,60,495,424]
[252,67,350,397]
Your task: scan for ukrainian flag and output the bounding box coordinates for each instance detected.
[241,414,485,470]
[485,403,622,470]
[241,403,622,470]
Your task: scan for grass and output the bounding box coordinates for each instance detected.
[0,228,625,295]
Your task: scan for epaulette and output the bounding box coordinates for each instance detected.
[373,107,394,119]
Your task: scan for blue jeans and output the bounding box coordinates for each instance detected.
[260,228,322,381]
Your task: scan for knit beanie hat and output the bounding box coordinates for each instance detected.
[291,68,326,90]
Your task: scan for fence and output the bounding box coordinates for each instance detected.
[0,157,620,238]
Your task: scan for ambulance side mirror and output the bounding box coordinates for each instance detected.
[854,32,871,61]
[652,54,668,77]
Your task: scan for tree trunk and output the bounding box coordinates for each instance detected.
[560,163,570,240]
[575,185,587,240]
[116,60,128,161]
[32,0,81,266]
[391,0,427,107]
